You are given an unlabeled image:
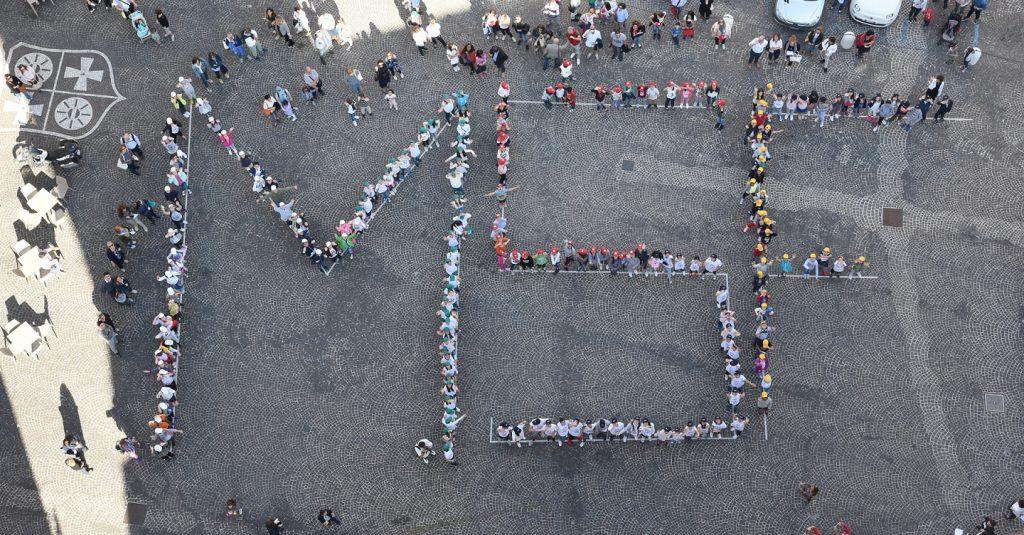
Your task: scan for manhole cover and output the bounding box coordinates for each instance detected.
[984,393,1005,413]
[882,207,903,228]
[124,502,148,525]
[621,160,634,172]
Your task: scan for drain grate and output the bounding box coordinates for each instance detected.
[882,207,904,227]
[984,393,1006,413]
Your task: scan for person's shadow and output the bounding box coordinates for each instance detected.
[58,384,84,445]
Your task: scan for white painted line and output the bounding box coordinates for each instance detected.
[40,51,64,132]
[762,413,768,442]
[30,87,121,100]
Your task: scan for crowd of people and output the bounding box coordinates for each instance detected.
[432,212,471,466]
[103,99,192,463]
[426,98,474,467]
[399,0,985,101]
[493,413,750,446]
[539,78,722,110]
[442,91,475,210]
[170,18,461,272]
[753,249,871,279]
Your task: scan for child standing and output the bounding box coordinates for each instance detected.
[345,99,360,125]
[385,89,398,110]
[357,93,373,117]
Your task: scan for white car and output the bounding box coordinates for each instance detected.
[774,0,827,28]
[850,0,903,27]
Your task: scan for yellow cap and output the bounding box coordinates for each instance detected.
[763,218,773,225]
[764,374,772,382]
[757,270,764,277]
[760,256,768,263]
[782,253,790,259]
[756,133,763,140]
[758,156,767,162]
[759,302,767,309]
[858,255,866,262]
[765,83,774,90]
[757,210,768,216]
[760,391,769,399]
[823,247,831,253]
[758,99,768,107]
[758,353,767,359]
[749,178,757,185]
[810,253,817,259]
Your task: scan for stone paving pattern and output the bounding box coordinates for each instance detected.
[0,0,1023,533]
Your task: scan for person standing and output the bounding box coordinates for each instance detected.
[426,18,447,48]
[154,8,174,41]
[411,24,429,56]
[965,0,987,22]
[303,66,324,97]
[61,435,93,471]
[804,26,824,56]
[345,67,363,95]
[610,27,626,61]
[318,509,342,526]
[115,437,141,460]
[414,439,435,463]
[274,15,295,47]
[264,518,284,535]
[490,45,508,74]
[961,46,982,72]
[854,29,875,58]
[800,482,819,502]
[933,95,953,121]
[747,35,768,68]
[908,0,928,20]
[243,28,265,60]
[901,105,924,131]
[293,6,312,41]
[698,0,714,20]
[314,28,333,64]
[819,35,835,71]
[97,313,119,354]
[1004,499,1024,523]
[207,51,229,83]
[191,57,211,90]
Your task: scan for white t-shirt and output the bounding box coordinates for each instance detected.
[412,29,428,47]
[749,38,768,53]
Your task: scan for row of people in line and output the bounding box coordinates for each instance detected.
[740,84,783,416]
[495,415,751,446]
[436,213,472,466]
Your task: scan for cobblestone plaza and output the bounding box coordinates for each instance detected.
[0,0,1022,534]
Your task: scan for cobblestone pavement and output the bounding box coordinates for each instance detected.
[1,0,1023,534]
